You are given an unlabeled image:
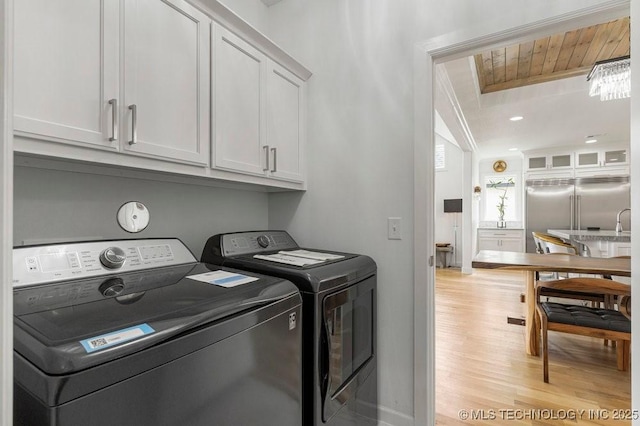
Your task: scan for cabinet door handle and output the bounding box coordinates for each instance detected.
[270,147,277,172]
[263,145,270,171]
[128,104,137,145]
[108,99,118,142]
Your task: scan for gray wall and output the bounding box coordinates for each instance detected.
[265,2,416,423]
[14,166,269,257]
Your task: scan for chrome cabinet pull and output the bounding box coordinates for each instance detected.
[128,104,137,145]
[263,145,270,171]
[108,99,118,142]
[271,147,277,172]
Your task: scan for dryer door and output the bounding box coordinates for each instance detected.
[320,276,375,422]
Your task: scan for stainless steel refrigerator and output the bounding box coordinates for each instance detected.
[525,176,630,253]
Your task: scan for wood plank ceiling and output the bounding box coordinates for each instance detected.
[474,17,630,94]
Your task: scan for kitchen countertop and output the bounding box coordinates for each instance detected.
[547,229,631,242]
[478,227,524,230]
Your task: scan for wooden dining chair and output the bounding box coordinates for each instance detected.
[601,256,632,323]
[535,277,630,383]
[531,232,579,255]
[535,252,606,308]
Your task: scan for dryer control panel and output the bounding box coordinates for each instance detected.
[221,231,299,257]
[13,238,197,288]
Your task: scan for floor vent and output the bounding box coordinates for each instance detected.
[507,316,526,326]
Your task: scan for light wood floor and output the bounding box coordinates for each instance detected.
[435,268,631,425]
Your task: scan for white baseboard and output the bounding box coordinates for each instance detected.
[377,405,414,426]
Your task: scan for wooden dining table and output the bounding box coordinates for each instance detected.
[472,250,631,356]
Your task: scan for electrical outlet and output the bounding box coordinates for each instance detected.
[388,217,402,240]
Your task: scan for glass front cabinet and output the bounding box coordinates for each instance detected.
[526,153,573,172]
[575,148,628,168]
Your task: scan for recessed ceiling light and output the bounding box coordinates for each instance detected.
[509,116,524,121]
[508,148,518,151]
[585,139,598,144]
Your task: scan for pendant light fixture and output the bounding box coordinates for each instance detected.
[587,55,631,101]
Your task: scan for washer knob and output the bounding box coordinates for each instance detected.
[99,247,127,269]
[257,235,270,248]
[99,278,125,297]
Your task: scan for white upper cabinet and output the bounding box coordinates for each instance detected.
[15,0,209,165]
[524,146,629,179]
[122,0,210,165]
[212,25,306,183]
[213,26,267,175]
[266,63,305,182]
[14,0,119,149]
[525,152,572,172]
[14,0,311,190]
[575,146,628,168]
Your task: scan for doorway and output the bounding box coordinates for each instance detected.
[414,2,634,424]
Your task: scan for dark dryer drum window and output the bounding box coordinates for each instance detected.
[324,286,374,397]
[321,276,375,420]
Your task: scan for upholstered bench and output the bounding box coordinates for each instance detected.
[540,303,630,333]
[535,278,631,383]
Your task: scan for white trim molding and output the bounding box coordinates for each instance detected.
[378,405,415,426]
[629,0,640,417]
[434,65,477,153]
[413,43,435,426]
[0,0,14,424]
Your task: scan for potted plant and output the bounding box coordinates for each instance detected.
[488,178,514,228]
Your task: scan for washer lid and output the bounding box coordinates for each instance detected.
[14,263,299,375]
[220,252,376,293]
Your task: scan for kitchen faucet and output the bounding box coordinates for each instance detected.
[615,208,631,233]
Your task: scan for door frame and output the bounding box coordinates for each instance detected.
[413,1,632,424]
[1,0,14,424]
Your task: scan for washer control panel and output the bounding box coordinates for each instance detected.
[221,231,298,257]
[13,238,196,288]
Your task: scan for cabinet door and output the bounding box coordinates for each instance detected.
[526,156,547,170]
[477,238,500,251]
[500,239,523,252]
[575,151,600,168]
[603,149,628,166]
[608,242,631,257]
[213,25,267,175]
[550,153,572,169]
[266,62,305,182]
[14,0,119,149]
[123,0,210,165]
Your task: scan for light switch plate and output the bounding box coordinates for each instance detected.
[388,217,402,240]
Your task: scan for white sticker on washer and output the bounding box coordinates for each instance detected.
[187,270,259,288]
[289,312,297,330]
[80,323,155,353]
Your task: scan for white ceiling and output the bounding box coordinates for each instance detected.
[440,56,630,159]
